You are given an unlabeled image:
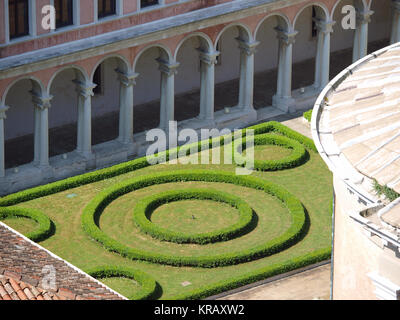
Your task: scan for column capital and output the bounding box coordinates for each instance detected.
[0,105,9,120]
[356,10,374,24]
[73,80,97,98]
[31,92,53,110]
[314,19,336,34]
[197,49,220,65]
[236,38,260,56]
[157,58,180,76]
[275,28,298,46]
[115,69,139,87]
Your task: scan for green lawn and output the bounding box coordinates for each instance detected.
[0,122,332,299]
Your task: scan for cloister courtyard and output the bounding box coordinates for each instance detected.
[3,39,388,170]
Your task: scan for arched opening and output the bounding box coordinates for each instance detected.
[91,56,130,145]
[48,66,87,157]
[133,45,172,133]
[214,24,252,112]
[330,0,358,77]
[368,0,391,53]
[292,4,329,91]
[174,34,212,122]
[254,14,289,109]
[3,78,42,169]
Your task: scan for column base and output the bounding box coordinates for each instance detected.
[272,95,296,113]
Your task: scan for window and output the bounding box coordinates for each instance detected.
[93,65,103,95]
[8,0,29,39]
[141,0,159,9]
[55,0,73,28]
[98,0,116,18]
[311,6,318,38]
[216,41,221,66]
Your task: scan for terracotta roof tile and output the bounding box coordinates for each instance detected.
[0,223,126,300]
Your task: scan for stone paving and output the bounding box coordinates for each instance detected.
[4,40,387,169]
[219,264,331,300]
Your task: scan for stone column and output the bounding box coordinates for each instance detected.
[391,1,400,44]
[273,28,297,113]
[353,10,373,63]
[0,105,9,177]
[314,20,335,90]
[74,80,96,158]
[116,70,138,144]
[157,59,179,131]
[198,49,219,121]
[236,38,260,111]
[31,92,52,167]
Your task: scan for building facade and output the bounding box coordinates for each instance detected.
[0,0,396,194]
[313,42,400,300]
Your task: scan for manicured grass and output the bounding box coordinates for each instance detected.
[100,277,141,298]
[1,122,332,299]
[250,145,292,161]
[151,199,240,235]
[0,217,37,235]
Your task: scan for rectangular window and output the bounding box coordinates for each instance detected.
[98,0,116,18]
[55,0,73,29]
[8,0,29,39]
[141,0,159,9]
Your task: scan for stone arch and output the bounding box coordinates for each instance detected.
[133,44,173,72]
[254,12,291,38]
[293,2,330,29]
[47,65,89,95]
[331,0,368,18]
[2,76,45,106]
[90,54,131,83]
[214,22,253,48]
[46,64,90,158]
[173,32,214,60]
[2,76,46,169]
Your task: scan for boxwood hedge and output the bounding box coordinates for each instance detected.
[0,207,53,242]
[86,266,157,300]
[0,121,316,207]
[234,133,308,171]
[81,170,307,268]
[132,188,254,244]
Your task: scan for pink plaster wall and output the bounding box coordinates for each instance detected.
[124,0,138,14]
[0,0,227,58]
[81,0,95,25]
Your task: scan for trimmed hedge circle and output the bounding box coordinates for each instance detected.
[82,170,307,268]
[132,188,254,244]
[235,133,308,171]
[87,266,157,300]
[0,207,53,242]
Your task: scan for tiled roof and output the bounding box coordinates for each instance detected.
[0,273,63,300]
[0,222,126,300]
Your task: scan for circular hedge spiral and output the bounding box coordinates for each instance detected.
[87,266,157,300]
[82,170,307,268]
[132,188,254,244]
[235,133,308,171]
[0,207,53,242]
